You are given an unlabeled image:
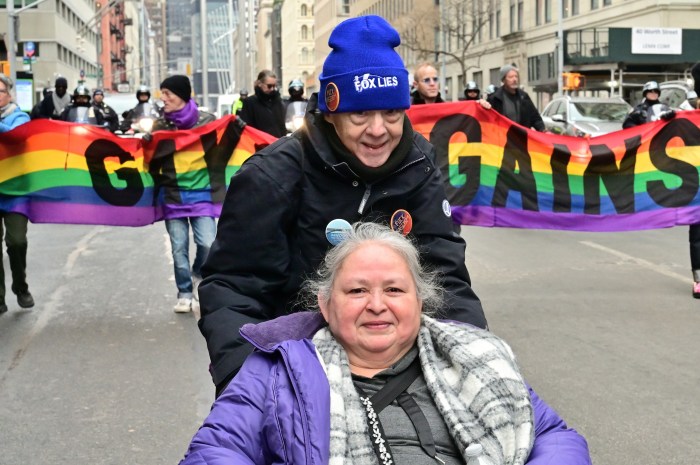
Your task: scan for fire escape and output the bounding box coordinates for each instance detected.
[109,3,132,89]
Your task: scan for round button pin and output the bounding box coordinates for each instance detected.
[325,218,352,245]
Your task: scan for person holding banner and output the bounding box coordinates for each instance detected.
[0,74,34,314]
[153,75,217,313]
[488,65,545,132]
[198,15,486,396]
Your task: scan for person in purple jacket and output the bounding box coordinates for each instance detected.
[180,222,591,465]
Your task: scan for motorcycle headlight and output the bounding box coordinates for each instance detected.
[138,118,154,133]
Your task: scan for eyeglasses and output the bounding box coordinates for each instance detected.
[421,77,439,84]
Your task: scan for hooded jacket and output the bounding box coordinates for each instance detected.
[198,93,486,391]
[179,312,592,465]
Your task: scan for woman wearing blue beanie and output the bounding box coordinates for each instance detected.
[197,15,486,396]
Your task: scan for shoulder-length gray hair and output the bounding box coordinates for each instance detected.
[303,222,444,316]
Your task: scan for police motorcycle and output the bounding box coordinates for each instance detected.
[59,86,110,129]
[284,79,308,133]
[119,86,162,138]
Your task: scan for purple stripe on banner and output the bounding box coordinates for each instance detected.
[13,202,158,226]
[452,206,700,232]
[162,202,222,220]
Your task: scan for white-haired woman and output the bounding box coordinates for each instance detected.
[180,222,591,465]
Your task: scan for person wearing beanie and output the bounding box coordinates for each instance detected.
[487,64,545,131]
[237,69,286,137]
[151,74,216,314]
[198,14,486,397]
[0,74,34,314]
[35,76,71,119]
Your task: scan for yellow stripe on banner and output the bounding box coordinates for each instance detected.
[172,150,208,173]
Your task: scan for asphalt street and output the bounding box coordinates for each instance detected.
[0,221,698,464]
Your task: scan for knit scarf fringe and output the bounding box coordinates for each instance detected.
[312,316,534,465]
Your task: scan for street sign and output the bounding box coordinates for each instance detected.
[24,41,35,57]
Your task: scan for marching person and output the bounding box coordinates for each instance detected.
[152,75,216,313]
[237,70,286,137]
[487,64,545,131]
[411,62,444,104]
[198,15,486,396]
[0,74,34,313]
[181,222,591,464]
[36,76,70,120]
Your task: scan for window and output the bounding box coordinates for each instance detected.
[301,3,307,16]
[572,0,579,14]
[473,71,483,90]
[562,0,568,17]
[496,6,501,37]
[490,67,500,86]
[517,0,523,30]
[509,0,515,33]
[603,0,611,4]
[301,25,308,40]
[535,0,541,25]
[591,0,598,8]
[544,0,551,22]
[445,77,453,100]
[301,47,309,63]
[339,0,349,15]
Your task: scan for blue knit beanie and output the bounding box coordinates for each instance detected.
[318,15,410,113]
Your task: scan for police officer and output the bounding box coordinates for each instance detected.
[60,86,104,126]
[463,81,481,101]
[622,81,676,129]
[91,89,119,132]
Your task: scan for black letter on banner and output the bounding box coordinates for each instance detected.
[492,125,538,210]
[200,119,243,204]
[428,114,482,205]
[148,139,181,204]
[583,139,638,214]
[85,139,144,206]
[551,144,572,212]
[647,119,700,207]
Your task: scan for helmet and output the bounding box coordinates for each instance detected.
[464,81,480,99]
[73,85,91,97]
[239,88,249,97]
[136,85,151,99]
[93,88,104,97]
[485,84,497,96]
[288,79,304,98]
[642,81,660,97]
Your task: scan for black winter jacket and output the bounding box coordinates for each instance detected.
[198,94,487,391]
[237,86,286,137]
[488,86,545,131]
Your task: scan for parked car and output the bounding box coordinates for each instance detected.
[541,96,632,137]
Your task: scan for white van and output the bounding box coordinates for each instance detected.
[216,94,239,118]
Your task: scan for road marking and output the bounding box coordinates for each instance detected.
[0,227,106,386]
[580,240,690,283]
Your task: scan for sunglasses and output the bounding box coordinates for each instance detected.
[263,84,277,90]
[421,77,439,84]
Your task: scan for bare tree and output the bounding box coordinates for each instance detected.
[397,0,497,88]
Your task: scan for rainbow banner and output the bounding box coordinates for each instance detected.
[408,102,700,231]
[2,105,700,231]
[0,116,276,226]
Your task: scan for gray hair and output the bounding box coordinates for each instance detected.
[303,222,444,316]
[0,74,14,92]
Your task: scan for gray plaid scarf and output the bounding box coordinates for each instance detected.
[312,316,534,465]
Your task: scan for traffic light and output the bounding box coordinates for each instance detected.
[0,61,9,75]
[563,72,585,91]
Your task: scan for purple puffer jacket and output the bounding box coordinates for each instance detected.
[180,313,592,465]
